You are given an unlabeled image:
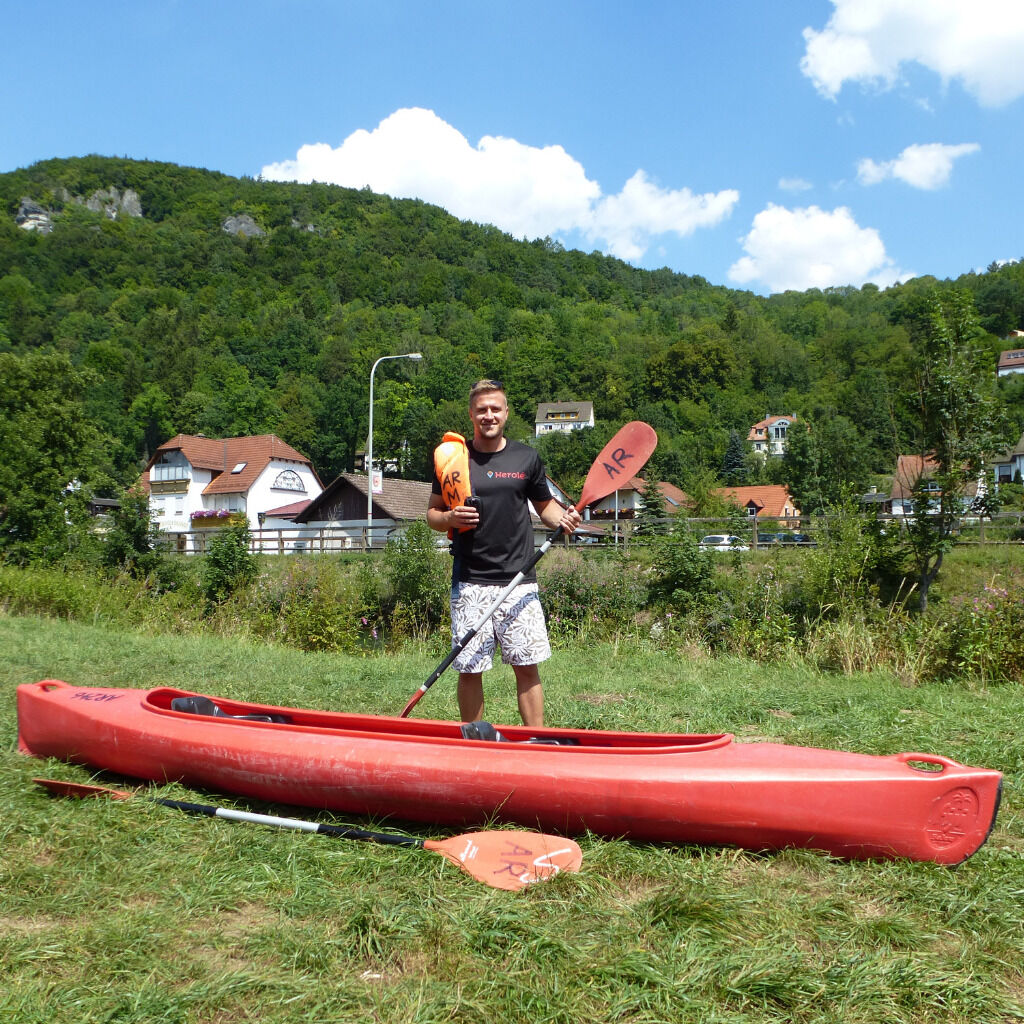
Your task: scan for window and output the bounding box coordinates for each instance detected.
[151,451,189,482]
[231,462,247,474]
[272,469,306,492]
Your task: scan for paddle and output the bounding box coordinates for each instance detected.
[33,777,583,892]
[401,420,658,718]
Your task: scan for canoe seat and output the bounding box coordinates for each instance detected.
[170,695,290,724]
[460,720,579,746]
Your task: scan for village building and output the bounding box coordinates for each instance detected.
[141,434,322,551]
[747,415,797,456]
[534,401,595,435]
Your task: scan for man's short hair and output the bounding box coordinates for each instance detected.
[469,379,506,405]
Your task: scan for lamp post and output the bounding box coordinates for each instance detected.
[367,352,422,548]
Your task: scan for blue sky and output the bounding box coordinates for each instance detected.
[4,0,1023,294]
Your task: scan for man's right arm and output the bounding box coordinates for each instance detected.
[428,492,480,532]
[427,493,453,532]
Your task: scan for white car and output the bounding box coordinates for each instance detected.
[699,534,749,551]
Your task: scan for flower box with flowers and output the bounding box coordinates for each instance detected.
[190,510,246,528]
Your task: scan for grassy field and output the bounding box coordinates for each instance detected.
[2,614,1023,1023]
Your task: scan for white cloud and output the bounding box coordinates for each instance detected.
[260,107,739,262]
[857,142,980,189]
[779,177,813,192]
[728,203,910,293]
[801,0,1024,107]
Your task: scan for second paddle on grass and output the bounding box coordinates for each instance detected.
[33,777,583,892]
[401,420,658,718]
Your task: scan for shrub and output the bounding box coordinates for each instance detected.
[936,580,1024,683]
[244,558,365,652]
[539,550,647,642]
[361,522,450,639]
[645,528,715,612]
[201,524,259,603]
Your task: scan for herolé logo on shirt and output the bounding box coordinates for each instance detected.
[486,471,527,480]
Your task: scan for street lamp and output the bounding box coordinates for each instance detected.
[367,352,422,548]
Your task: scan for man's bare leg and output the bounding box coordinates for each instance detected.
[458,672,485,723]
[512,663,544,727]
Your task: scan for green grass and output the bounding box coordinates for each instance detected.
[2,614,1023,1023]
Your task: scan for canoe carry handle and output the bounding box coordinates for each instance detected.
[36,680,69,692]
[898,752,958,773]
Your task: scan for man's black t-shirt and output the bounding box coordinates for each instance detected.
[432,440,552,584]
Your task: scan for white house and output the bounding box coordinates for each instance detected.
[747,415,796,457]
[889,454,984,515]
[142,434,322,550]
[997,341,1024,376]
[993,432,1024,485]
[534,401,594,436]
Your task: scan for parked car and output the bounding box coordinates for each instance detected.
[699,534,749,551]
[781,533,814,546]
[756,532,782,545]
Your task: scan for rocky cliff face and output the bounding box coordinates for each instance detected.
[15,187,144,232]
[222,213,266,238]
[78,187,143,219]
[16,197,53,233]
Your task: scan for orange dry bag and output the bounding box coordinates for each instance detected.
[434,432,473,536]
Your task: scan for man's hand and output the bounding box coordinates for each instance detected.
[559,506,582,534]
[449,503,480,531]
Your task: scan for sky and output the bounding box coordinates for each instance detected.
[4,0,1023,295]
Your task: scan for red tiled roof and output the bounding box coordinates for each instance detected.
[263,499,312,519]
[998,349,1024,370]
[891,454,939,500]
[143,434,320,496]
[746,414,796,442]
[891,454,981,500]
[717,485,800,518]
[625,477,690,512]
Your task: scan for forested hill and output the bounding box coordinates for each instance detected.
[3,155,1024,500]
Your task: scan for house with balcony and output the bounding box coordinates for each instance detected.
[534,401,594,436]
[747,415,797,457]
[141,434,322,550]
[587,477,688,519]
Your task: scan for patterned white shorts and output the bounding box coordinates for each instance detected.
[450,581,551,673]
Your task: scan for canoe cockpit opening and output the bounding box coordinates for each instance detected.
[460,720,580,746]
[169,695,291,725]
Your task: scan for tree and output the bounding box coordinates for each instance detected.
[782,417,872,515]
[101,486,162,577]
[633,475,669,536]
[722,430,747,486]
[901,289,1012,612]
[0,350,115,564]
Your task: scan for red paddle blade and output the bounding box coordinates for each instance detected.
[424,831,583,891]
[34,778,133,800]
[577,421,658,510]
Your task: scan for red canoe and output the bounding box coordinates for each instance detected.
[17,680,1002,865]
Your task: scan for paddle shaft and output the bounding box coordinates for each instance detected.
[154,796,422,847]
[399,525,565,717]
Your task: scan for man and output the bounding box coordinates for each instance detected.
[428,380,581,726]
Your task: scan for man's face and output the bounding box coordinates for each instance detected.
[469,389,508,442]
